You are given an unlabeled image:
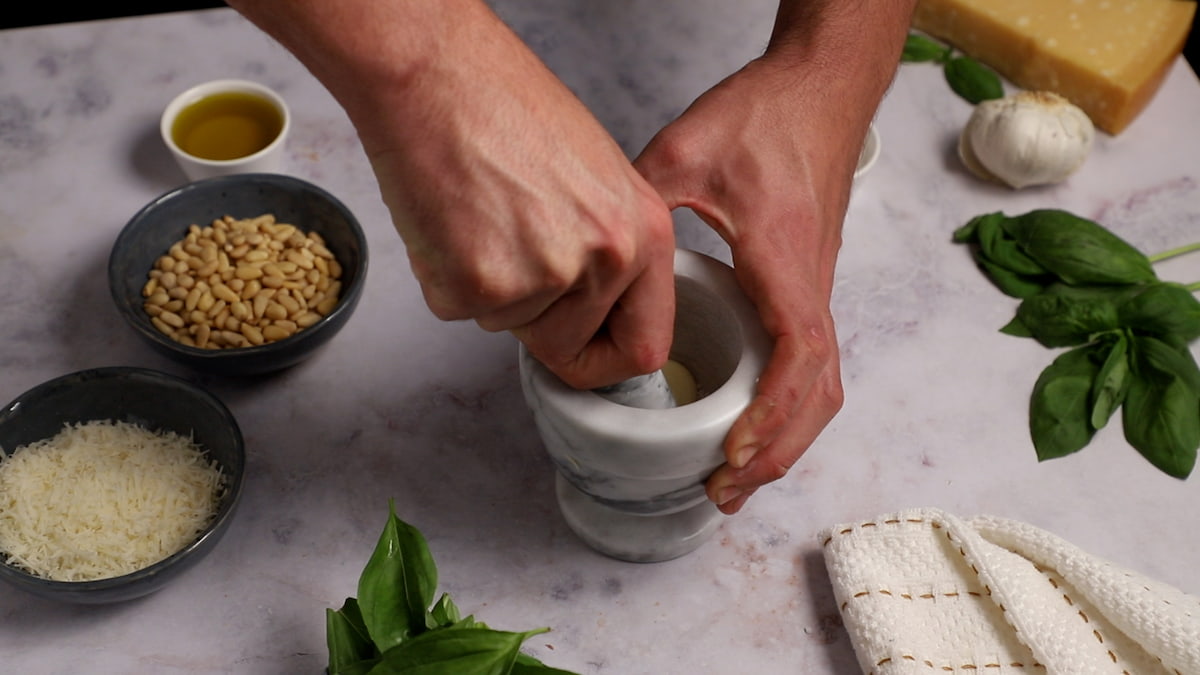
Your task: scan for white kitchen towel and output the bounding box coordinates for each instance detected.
[821,508,1200,675]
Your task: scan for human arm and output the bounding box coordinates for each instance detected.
[634,0,917,513]
[225,0,677,387]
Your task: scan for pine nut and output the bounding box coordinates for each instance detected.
[142,213,345,350]
[213,284,239,304]
[240,323,264,346]
[265,301,288,321]
[159,310,185,329]
[262,324,291,341]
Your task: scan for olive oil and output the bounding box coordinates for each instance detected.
[171,91,284,161]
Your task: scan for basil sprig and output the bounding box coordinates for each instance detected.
[955,209,1200,478]
[327,502,579,675]
[902,32,1003,104]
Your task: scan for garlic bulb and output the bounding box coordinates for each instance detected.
[958,91,1094,189]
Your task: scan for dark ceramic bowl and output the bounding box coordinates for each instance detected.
[109,173,368,376]
[0,367,245,604]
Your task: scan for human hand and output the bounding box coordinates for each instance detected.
[226,0,678,386]
[635,57,864,515]
[357,7,677,388]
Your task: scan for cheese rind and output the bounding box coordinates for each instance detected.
[912,0,1197,134]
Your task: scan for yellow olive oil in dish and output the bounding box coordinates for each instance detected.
[171,91,284,161]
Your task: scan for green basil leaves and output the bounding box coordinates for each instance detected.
[901,33,1003,104]
[956,209,1200,478]
[327,502,579,675]
[954,209,1157,297]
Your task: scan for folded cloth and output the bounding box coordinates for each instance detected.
[821,508,1200,675]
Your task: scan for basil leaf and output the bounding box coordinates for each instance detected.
[1118,282,1200,342]
[512,653,581,675]
[943,56,1003,104]
[370,627,548,675]
[952,213,994,243]
[974,212,1046,276]
[1090,333,1130,429]
[329,599,380,671]
[1123,336,1200,478]
[902,33,951,63]
[977,257,1049,298]
[448,615,484,630]
[955,213,1050,298]
[428,593,461,629]
[336,659,386,675]
[1004,210,1157,286]
[999,315,1033,338]
[1131,335,1200,395]
[1030,345,1103,461]
[359,502,439,652]
[1013,287,1123,348]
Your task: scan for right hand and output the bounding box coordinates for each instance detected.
[358,9,677,388]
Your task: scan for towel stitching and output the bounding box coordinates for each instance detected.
[1040,569,1128,671]
[822,517,929,546]
[870,655,1046,672]
[832,518,1054,674]
[829,518,1187,675]
[840,588,984,611]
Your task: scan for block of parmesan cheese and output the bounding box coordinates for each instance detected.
[912,0,1197,134]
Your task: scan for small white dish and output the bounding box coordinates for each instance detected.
[855,123,881,180]
[160,79,290,182]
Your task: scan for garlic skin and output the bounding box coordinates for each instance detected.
[958,91,1095,189]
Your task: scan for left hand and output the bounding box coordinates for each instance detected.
[634,54,868,514]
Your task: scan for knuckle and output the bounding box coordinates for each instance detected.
[629,340,671,375]
[822,376,846,415]
[758,457,791,483]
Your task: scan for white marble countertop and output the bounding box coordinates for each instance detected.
[2,5,1199,674]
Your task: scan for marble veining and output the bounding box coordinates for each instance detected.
[1,5,1199,674]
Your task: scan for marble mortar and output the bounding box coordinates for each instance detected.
[519,248,772,562]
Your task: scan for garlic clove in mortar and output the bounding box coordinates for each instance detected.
[958,91,1095,189]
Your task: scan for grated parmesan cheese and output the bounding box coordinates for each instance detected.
[0,419,226,582]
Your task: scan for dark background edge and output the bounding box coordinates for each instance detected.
[2,3,1198,82]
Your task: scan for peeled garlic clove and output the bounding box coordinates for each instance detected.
[959,91,1095,189]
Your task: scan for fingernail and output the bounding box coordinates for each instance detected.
[732,444,759,469]
[714,485,744,506]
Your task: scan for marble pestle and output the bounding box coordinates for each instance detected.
[592,370,677,409]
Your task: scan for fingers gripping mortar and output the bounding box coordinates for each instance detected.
[519,249,772,562]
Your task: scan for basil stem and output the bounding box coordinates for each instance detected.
[1148,241,1200,263]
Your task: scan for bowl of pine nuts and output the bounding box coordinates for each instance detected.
[108,174,368,375]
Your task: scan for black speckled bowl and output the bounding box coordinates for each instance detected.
[109,173,369,376]
[0,367,245,604]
